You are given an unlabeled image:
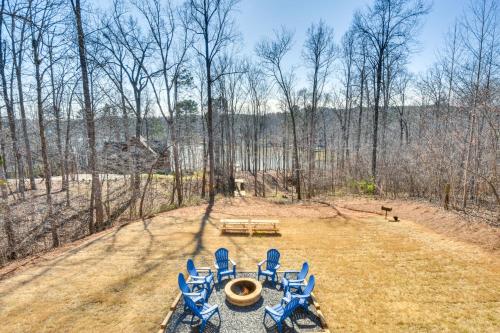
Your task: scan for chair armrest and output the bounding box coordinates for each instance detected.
[183,291,202,297]
[214,262,219,270]
[283,270,299,278]
[229,258,236,266]
[265,306,281,316]
[187,276,206,283]
[258,259,266,267]
[292,294,311,299]
[187,279,205,284]
[200,304,218,315]
[288,278,306,284]
[197,267,212,273]
[274,263,281,270]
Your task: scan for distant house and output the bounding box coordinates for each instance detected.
[99,136,171,174]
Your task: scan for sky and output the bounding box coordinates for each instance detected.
[93,0,467,74]
[92,0,470,105]
[234,0,466,75]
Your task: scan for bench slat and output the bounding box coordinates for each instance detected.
[221,219,249,223]
[251,219,280,224]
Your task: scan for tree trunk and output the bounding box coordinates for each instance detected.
[72,0,104,233]
[0,150,15,259]
[49,43,65,189]
[0,13,25,199]
[11,17,36,191]
[64,102,72,206]
[170,78,183,206]
[204,31,215,204]
[289,108,301,200]
[32,33,59,247]
[372,53,384,182]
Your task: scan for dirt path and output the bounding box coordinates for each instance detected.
[0,197,498,332]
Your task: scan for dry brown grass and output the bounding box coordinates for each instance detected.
[0,197,499,332]
[334,196,500,253]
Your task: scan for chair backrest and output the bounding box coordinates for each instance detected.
[283,297,300,320]
[186,259,198,278]
[215,248,229,270]
[302,275,315,296]
[183,295,201,317]
[266,249,280,270]
[178,273,190,294]
[298,262,309,280]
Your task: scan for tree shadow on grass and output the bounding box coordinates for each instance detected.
[0,212,195,299]
[192,201,214,256]
[311,199,348,220]
[0,230,115,297]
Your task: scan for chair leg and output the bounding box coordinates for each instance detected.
[215,309,221,326]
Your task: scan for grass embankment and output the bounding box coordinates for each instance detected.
[0,197,498,332]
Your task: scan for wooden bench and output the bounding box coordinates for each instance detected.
[220,219,251,234]
[251,219,280,234]
[220,219,280,235]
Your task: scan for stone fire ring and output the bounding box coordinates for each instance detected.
[224,277,262,307]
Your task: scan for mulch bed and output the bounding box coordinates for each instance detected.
[164,272,323,332]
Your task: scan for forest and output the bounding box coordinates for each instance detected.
[0,0,498,265]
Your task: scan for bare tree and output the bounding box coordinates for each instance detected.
[135,0,191,206]
[70,0,104,233]
[245,64,269,196]
[257,28,302,199]
[0,135,14,260]
[354,0,429,183]
[185,0,239,203]
[100,0,152,214]
[303,20,336,198]
[29,0,61,247]
[0,0,25,199]
[459,0,498,208]
[7,0,36,190]
[339,27,356,175]
[353,31,369,171]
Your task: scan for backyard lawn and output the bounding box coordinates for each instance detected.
[0,197,498,332]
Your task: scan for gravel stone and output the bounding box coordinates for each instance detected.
[165,272,323,332]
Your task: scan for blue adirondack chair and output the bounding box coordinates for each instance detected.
[178,273,208,311]
[264,297,300,333]
[214,248,236,283]
[187,259,214,292]
[257,248,281,282]
[281,262,309,293]
[184,295,220,333]
[282,275,315,310]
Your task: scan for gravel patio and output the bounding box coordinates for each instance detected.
[164,272,323,333]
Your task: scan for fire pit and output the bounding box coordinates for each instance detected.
[224,278,262,306]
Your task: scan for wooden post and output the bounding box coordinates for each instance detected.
[381,206,392,219]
